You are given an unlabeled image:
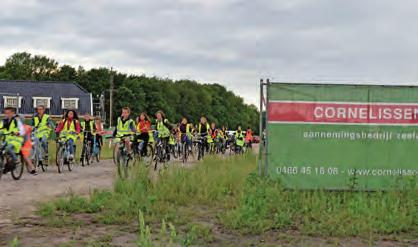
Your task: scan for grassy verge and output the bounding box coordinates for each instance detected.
[223,174,417,238]
[37,153,417,245]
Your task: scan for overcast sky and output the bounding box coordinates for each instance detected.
[1,0,418,106]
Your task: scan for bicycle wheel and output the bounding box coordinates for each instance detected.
[33,146,40,172]
[85,144,91,166]
[153,144,162,171]
[11,155,24,180]
[81,144,86,166]
[142,144,154,167]
[122,155,130,179]
[197,143,203,161]
[96,147,101,163]
[116,150,123,177]
[182,143,188,163]
[56,145,64,173]
[67,157,73,171]
[81,144,91,166]
[113,144,119,165]
[67,145,75,171]
[116,147,129,179]
[0,155,4,180]
[171,145,178,159]
[37,141,47,172]
[176,143,181,158]
[132,145,141,166]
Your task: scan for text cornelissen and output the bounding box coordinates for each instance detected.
[268,101,418,124]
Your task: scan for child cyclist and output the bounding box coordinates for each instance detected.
[245,127,253,149]
[21,120,37,175]
[135,112,151,156]
[55,110,81,162]
[80,113,96,163]
[235,125,245,152]
[179,117,193,150]
[155,110,172,160]
[112,107,136,156]
[31,105,54,164]
[94,117,104,151]
[0,107,26,174]
[197,116,210,152]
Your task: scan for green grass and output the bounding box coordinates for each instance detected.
[223,173,417,238]
[37,153,417,245]
[8,237,20,247]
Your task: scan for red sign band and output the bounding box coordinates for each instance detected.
[268,101,418,124]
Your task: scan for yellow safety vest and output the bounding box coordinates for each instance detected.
[235,131,245,147]
[169,134,175,145]
[116,117,134,138]
[148,130,155,143]
[61,119,78,141]
[198,123,210,134]
[33,114,51,138]
[156,119,170,138]
[1,117,24,152]
[81,120,95,135]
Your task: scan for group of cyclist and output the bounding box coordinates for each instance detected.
[0,104,253,176]
[0,105,104,176]
[112,107,253,161]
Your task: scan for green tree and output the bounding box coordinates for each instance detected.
[1,52,59,80]
[56,65,77,81]
[0,52,260,133]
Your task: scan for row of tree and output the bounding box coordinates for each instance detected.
[0,52,259,132]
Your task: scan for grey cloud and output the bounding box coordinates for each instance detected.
[2,0,418,105]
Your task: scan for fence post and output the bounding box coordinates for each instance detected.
[264,79,270,176]
[258,79,264,176]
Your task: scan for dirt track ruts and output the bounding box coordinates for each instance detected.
[0,160,115,222]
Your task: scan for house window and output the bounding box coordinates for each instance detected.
[3,96,22,108]
[61,98,79,109]
[33,97,51,108]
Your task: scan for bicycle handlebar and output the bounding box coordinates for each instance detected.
[111,134,134,141]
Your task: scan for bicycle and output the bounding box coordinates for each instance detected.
[208,140,216,155]
[153,136,170,171]
[113,134,133,178]
[31,132,47,172]
[180,133,192,163]
[193,134,207,161]
[235,137,246,155]
[176,139,182,159]
[228,136,236,155]
[215,137,226,154]
[80,131,93,166]
[168,134,180,160]
[132,134,154,167]
[91,135,101,163]
[0,133,24,180]
[170,140,181,160]
[55,135,76,173]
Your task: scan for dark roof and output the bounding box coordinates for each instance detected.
[0,80,92,115]
[0,80,89,96]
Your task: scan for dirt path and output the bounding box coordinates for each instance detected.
[0,160,115,221]
[0,146,265,246]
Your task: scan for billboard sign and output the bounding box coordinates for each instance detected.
[266,83,418,190]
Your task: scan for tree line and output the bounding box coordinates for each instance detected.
[0,52,259,133]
